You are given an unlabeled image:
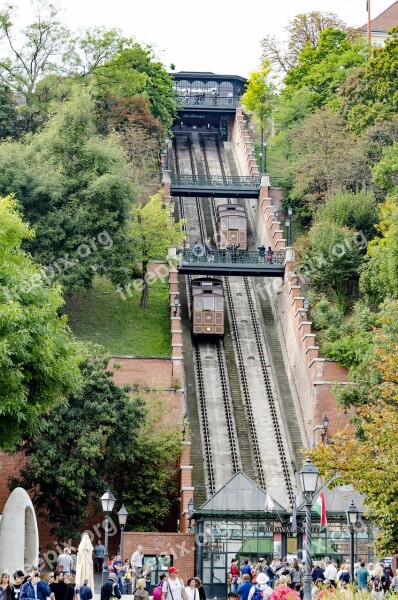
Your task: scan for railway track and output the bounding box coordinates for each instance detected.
[199,133,296,505]
[174,135,240,496]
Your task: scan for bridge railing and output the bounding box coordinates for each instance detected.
[171,174,262,188]
[178,249,286,265]
[176,95,239,108]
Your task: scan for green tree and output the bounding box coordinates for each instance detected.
[360,198,398,304]
[11,354,182,537]
[314,190,378,241]
[0,88,136,292]
[240,61,275,133]
[283,28,367,108]
[261,11,355,73]
[0,196,82,450]
[130,193,185,308]
[0,2,71,97]
[295,221,363,310]
[290,107,369,211]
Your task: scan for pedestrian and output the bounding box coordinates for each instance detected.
[58,548,73,574]
[0,574,13,600]
[70,550,77,576]
[194,578,206,600]
[20,571,51,600]
[248,573,273,600]
[112,554,125,595]
[266,247,273,264]
[153,574,167,600]
[354,561,369,592]
[311,579,323,600]
[93,540,105,575]
[338,565,350,586]
[50,572,67,600]
[11,572,26,600]
[100,574,121,600]
[193,241,202,259]
[78,579,92,600]
[123,560,133,595]
[312,563,325,583]
[134,579,149,600]
[323,560,337,588]
[237,574,252,600]
[391,569,398,593]
[162,567,187,600]
[64,574,76,600]
[184,579,198,600]
[229,559,240,594]
[371,564,385,600]
[131,545,144,590]
[290,560,302,590]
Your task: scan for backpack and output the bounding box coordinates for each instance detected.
[251,586,263,600]
[373,577,382,591]
[153,583,163,600]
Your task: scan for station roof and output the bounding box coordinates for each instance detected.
[196,471,287,516]
[361,0,398,32]
[298,484,367,514]
[172,71,247,83]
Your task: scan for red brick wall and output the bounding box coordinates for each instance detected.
[124,532,195,583]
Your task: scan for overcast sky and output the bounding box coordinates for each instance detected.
[5,0,395,76]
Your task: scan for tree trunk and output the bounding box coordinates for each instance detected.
[140,261,148,308]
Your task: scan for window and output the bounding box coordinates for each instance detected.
[204,297,214,311]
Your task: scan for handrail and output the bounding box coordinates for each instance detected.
[171,174,262,188]
[179,249,286,265]
[176,95,239,108]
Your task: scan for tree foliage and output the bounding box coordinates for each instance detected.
[11,353,182,537]
[241,61,275,126]
[0,196,82,450]
[0,88,136,292]
[314,190,378,241]
[261,12,355,73]
[308,313,398,551]
[130,193,185,307]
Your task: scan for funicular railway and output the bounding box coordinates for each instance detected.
[171,124,301,509]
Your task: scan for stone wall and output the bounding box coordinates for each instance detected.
[224,115,352,443]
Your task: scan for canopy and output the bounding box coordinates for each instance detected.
[75,532,94,589]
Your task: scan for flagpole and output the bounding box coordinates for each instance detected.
[367,0,371,46]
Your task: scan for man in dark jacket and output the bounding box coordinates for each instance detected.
[78,580,93,600]
[101,574,121,600]
[50,571,67,600]
[20,571,51,600]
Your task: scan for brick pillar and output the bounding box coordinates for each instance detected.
[179,441,194,534]
[169,265,184,388]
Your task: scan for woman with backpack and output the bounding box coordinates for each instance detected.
[153,574,167,600]
[371,564,385,599]
[248,573,272,600]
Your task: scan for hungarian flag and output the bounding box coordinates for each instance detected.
[314,492,327,530]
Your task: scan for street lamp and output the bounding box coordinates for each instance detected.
[117,504,128,557]
[259,151,263,173]
[346,500,360,583]
[165,136,170,170]
[285,219,290,246]
[187,498,195,532]
[300,458,319,600]
[321,415,329,443]
[288,206,293,244]
[173,294,180,316]
[101,489,116,584]
[263,140,268,174]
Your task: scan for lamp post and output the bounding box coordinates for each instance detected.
[187,498,195,532]
[173,293,180,317]
[320,415,329,443]
[259,151,263,174]
[300,458,319,600]
[117,504,128,558]
[263,140,268,174]
[285,219,290,247]
[347,500,360,583]
[165,136,170,170]
[101,489,116,584]
[288,206,293,244]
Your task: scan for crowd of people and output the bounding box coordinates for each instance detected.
[227,557,398,600]
[0,566,93,600]
[101,565,207,600]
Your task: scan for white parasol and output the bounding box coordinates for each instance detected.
[75,532,94,590]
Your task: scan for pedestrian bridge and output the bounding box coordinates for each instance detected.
[170,174,261,198]
[177,250,286,277]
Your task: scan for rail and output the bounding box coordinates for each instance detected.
[171,174,261,188]
[176,95,239,108]
[179,249,286,265]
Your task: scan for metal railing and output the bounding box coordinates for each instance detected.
[171,174,262,188]
[179,249,286,265]
[176,95,239,108]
